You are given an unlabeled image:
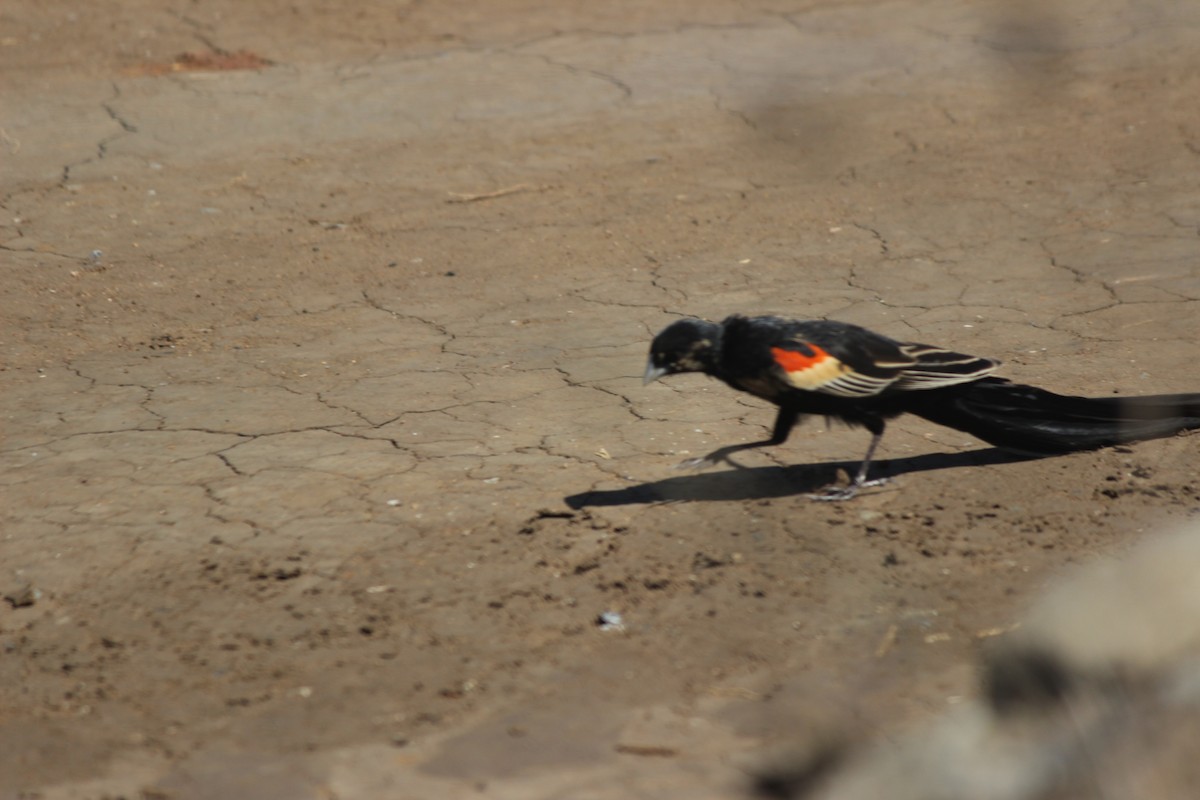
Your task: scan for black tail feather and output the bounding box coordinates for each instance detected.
[905,378,1200,454]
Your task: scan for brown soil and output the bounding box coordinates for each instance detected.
[2,1,1199,797]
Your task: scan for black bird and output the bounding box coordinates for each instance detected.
[644,315,1200,499]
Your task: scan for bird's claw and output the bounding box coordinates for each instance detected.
[805,477,889,502]
[806,487,861,502]
[674,456,717,471]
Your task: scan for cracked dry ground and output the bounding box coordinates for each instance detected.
[3,1,1200,797]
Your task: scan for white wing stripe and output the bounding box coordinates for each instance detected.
[816,373,897,398]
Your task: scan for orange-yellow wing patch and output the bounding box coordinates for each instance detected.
[771,345,896,397]
[771,345,849,388]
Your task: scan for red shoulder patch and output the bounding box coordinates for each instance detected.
[771,344,829,373]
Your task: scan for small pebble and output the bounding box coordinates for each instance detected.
[597,611,625,632]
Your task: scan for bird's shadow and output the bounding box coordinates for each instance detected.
[565,447,1047,508]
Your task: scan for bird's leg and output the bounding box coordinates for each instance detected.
[807,429,890,501]
[675,407,799,470]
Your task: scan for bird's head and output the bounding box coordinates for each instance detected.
[644,318,721,384]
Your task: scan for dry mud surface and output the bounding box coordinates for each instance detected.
[3,1,1200,797]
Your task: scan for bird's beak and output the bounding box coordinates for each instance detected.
[643,361,668,385]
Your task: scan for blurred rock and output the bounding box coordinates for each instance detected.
[760,522,1200,800]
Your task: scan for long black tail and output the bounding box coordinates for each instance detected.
[903,378,1200,454]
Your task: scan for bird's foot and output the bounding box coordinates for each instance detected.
[805,477,889,502]
[674,456,718,471]
[673,445,749,470]
[671,440,777,472]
